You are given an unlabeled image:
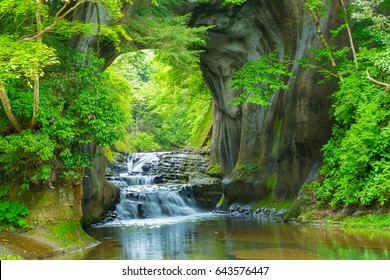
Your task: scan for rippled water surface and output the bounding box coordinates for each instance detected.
[60,214,390,260]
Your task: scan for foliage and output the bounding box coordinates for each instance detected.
[308,0,390,207]
[0,50,124,192]
[228,0,389,209]
[0,52,124,227]
[0,8,126,226]
[190,102,213,148]
[107,46,211,152]
[104,7,212,152]
[0,186,29,229]
[0,0,130,132]
[0,200,30,229]
[318,74,390,206]
[231,49,294,106]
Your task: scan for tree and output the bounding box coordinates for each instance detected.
[0,0,129,132]
[308,0,390,207]
[0,0,130,228]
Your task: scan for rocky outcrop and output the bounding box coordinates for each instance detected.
[189,0,347,208]
[106,149,223,209]
[81,144,119,225]
[179,150,223,208]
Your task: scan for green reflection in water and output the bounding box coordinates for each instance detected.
[52,215,390,260]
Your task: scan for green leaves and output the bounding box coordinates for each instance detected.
[231,49,294,106]
[0,36,58,82]
[317,70,390,207]
[0,200,30,228]
[31,165,52,182]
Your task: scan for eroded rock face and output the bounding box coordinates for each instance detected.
[189,0,345,208]
[81,144,119,225]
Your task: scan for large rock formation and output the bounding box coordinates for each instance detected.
[188,0,346,208]
[81,144,119,225]
[74,0,348,217]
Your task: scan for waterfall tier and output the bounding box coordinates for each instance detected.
[102,152,200,224]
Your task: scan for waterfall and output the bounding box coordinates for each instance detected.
[106,152,198,223]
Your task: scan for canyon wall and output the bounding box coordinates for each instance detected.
[189,0,346,208]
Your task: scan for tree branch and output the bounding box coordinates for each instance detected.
[309,9,338,68]
[340,0,358,69]
[366,71,390,89]
[19,0,87,42]
[307,5,343,81]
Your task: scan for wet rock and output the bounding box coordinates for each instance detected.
[82,144,119,226]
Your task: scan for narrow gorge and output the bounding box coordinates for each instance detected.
[1,0,389,261]
[82,0,343,220]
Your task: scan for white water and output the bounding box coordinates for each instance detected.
[107,152,199,224]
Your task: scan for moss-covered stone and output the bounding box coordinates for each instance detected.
[46,221,95,248]
[272,117,283,157]
[266,173,277,190]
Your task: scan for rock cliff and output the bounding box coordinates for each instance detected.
[189,0,346,208]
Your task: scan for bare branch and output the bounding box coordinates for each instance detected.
[366,70,390,89]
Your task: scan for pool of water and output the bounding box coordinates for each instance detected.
[57,213,390,260]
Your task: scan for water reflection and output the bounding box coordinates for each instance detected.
[57,215,390,260]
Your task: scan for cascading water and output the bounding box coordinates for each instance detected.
[104,152,199,224]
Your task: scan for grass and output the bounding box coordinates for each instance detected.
[341,214,390,229]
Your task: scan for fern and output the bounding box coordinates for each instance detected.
[30,165,52,182]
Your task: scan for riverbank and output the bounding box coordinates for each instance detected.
[0,221,96,260]
[2,209,389,260]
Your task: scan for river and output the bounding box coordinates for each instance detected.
[56,152,390,260]
[55,213,389,260]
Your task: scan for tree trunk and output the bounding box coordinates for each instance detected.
[0,83,22,132]
[29,0,43,129]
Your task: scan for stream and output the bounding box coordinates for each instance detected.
[59,152,390,260]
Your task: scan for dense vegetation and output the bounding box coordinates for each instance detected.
[106,49,211,153]
[1,0,388,230]
[232,0,390,208]
[0,0,210,228]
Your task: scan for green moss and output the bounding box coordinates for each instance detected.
[216,193,225,208]
[272,117,283,156]
[236,163,260,179]
[47,221,94,248]
[266,173,277,189]
[251,192,293,211]
[208,163,221,176]
[250,173,293,211]
[341,214,390,229]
